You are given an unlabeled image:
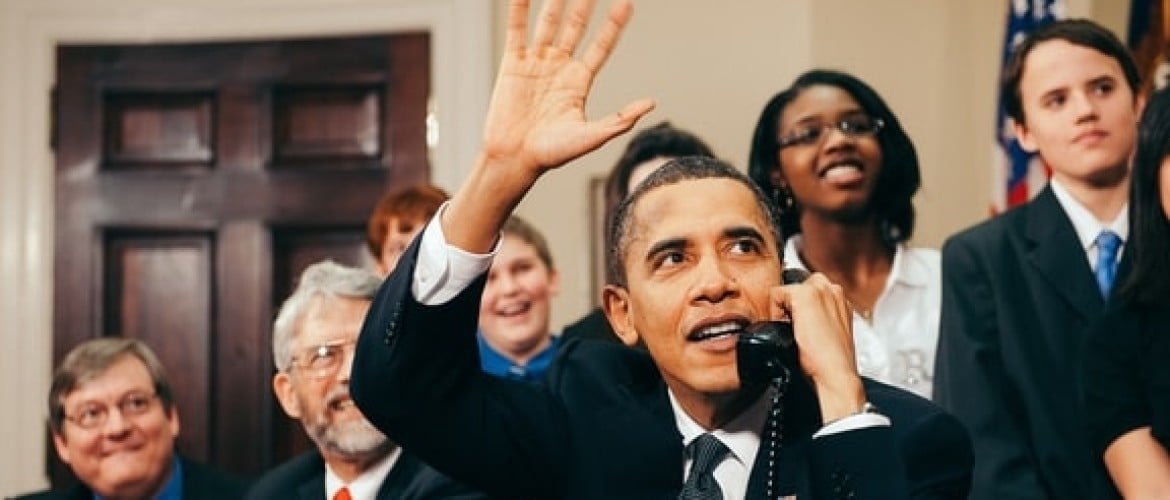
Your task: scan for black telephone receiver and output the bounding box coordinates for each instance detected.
[735,268,810,389]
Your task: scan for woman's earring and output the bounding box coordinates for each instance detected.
[773,185,795,211]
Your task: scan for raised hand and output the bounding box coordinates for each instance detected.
[444,0,654,254]
[483,0,656,178]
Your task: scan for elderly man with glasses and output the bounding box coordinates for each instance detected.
[247,260,487,500]
[13,337,248,500]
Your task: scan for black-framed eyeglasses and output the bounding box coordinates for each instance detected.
[63,391,159,430]
[289,339,356,380]
[777,116,885,149]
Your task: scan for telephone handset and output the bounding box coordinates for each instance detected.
[735,268,811,390]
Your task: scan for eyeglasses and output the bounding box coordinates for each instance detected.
[63,391,159,430]
[777,116,885,149]
[289,339,356,380]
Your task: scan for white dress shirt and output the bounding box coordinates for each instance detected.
[1048,178,1128,271]
[325,446,402,500]
[411,204,890,499]
[783,235,940,399]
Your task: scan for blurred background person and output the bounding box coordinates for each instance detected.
[251,260,487,499]
[561,121,715,345]
[748,69,936,399]
[13,338,248,500]
[1083,86,1170,500]
[366,185,450,277]
[477,216,561,382]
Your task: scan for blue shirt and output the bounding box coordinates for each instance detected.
[477,332,560,383]
[95,455,182,500]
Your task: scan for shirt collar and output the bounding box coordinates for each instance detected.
[95,456,182,500]
[477,332,560,382]
[325,446,401,500]
[782,234,927,288]
[1048,178,1128,251]
[667,386,773,472]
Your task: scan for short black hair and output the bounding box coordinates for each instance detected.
[1001,19,1141,125]
[1117,86,1170,307]
[747,69,920,243]
[606,155,782,287]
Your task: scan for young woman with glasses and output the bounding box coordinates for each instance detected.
[747,69,937,398]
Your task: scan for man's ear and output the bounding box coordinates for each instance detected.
[602,284,640,347]
[52,430,71,465]
[1012,119,1039,153]
[272,373,302,419]
[548,268,561,297]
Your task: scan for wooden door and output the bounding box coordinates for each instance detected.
[53,34,429,483]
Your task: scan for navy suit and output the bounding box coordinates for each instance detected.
[934,186,1123,499]
[351,238,972,499]
[244,450,489,500]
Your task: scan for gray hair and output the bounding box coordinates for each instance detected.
[272,260,382,372]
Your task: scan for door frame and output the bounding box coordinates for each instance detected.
[0,0,491,493]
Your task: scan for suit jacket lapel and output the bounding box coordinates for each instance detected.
[1024,187,1103,319]
[297,472,326,500]
[375,452,423,499]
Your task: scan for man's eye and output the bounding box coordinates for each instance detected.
[124,395,151,412]
[654,252,686,269]
[730,239,761,255]
[1092,81,1114,95]
[1043,95,1066,109]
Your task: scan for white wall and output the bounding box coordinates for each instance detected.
[0,0,1136,495]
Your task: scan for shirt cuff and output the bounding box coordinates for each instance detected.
[812,411,891,438]
[412,202,498,305]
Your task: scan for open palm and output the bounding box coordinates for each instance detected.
[481,0,655,176]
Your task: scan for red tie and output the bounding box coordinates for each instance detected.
[334,487,353,500]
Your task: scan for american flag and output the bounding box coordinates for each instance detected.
[991,0,1066,214]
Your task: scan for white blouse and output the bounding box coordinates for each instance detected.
[783,235,941,399]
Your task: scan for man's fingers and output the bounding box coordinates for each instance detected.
[594,98,656,139]
[505,0,531,56]
[580,0,632,75]
[555,0,595,55]
[530,0,566,52]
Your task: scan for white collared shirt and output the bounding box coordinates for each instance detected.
[410,206,890,499]
[784,235,940,399]
[325,446,402,500]
[1048,178,1128,271]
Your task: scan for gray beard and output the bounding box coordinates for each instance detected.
[306,411,391,460]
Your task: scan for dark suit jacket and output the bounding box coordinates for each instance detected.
[560,307,621,344]
[11,455,248,500]
[244,449,489,500]
[934,186,1122,500]
[352,238,973,500]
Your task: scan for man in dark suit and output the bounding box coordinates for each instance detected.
[350,0,972,498]
[12,338,248,500]
[247,261,486,500]
[933,20,1143,500]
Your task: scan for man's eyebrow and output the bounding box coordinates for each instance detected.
[725,226,767,242]
[644,237,687,261]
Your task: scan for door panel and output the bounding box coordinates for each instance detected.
[54,33,429,483]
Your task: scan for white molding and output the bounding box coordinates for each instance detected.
[0,0,491,494]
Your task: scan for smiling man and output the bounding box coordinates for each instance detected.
[14,338,248,500]
[350,0,971,498]
[247,260,487,500]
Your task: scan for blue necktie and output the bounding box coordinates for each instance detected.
[1094,230,1122,298]
[678,433,728,500]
